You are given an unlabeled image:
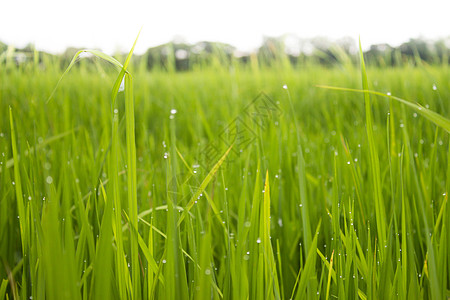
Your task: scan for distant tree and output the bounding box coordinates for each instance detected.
[2,36,449,70]
[309,37,339,66]
[433,39,450,64]
[0,41,6,53]
[143,41,234,71]
[365,44,395,67]
[257,36,286,66]
[399,38,433,64]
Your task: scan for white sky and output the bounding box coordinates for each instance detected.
[1,0,449,54]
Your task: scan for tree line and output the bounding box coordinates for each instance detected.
[1,36,449,71]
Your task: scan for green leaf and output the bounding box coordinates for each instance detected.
[177,145,233,226]
[315,85,450,133]
[47,50,123,103]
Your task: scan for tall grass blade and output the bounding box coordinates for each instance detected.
[111,28,142,107]
[93,182,113,300]
[9,107,28,298]
[358,39,387,251]
[294,221,320,299]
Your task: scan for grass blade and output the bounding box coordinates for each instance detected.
[47,50,123,103]
[315,85,450,133]
[177,145,233,226]
[358,39,387,250]
[111,28,142,107]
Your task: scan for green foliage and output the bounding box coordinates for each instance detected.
[0,39,449,300]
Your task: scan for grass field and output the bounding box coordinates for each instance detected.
[0,43,449,299]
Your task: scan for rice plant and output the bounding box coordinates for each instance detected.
[0,36,448,299]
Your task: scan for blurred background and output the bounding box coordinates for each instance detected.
[1,0,449,69]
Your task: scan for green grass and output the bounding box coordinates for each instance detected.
[0,42,449,299]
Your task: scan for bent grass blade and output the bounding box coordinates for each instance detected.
[47,49,124,103]
[177,145,233,227]
[315,85,450,133]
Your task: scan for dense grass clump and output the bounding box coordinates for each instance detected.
[0,43,449,299]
